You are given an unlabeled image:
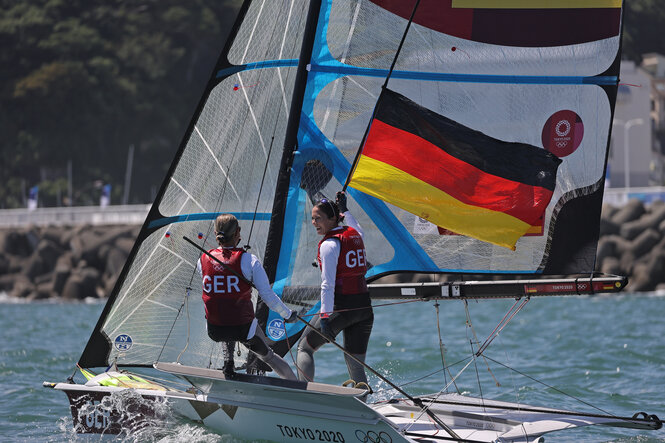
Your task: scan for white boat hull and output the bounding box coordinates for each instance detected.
[47,363,662,442]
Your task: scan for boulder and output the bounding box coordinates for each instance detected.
[9,275,34,298]
[596,237,617,263]
[26,281,56,300]
[115,237,134,256]
[619,250,637,275]
[0,252,8,275]
[61,268,99,300]
[53,264,72,294]
[626,265,653,292]
[104,246,128,278]
[599,217,620,236]
[20,254,46,280]
[35,239,62,274]
[6,254,27,273]
[601,203,620,221]
[0,231,34,256]
[0,272,17,291]
[627,228,661,258]
[600,256,622,275]
[620,204,665,240]
[41,226,66,249]
[611,198,645,225]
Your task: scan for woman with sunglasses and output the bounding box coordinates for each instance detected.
[296,192,373,389]
[197,213,298,380]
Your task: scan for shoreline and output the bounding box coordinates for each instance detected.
[2,198,664,300]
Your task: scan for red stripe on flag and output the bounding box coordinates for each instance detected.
[362,120,553,226]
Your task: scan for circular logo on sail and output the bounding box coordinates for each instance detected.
[541,110,584,157]
[114,334,133,351]
[267,318,286,340]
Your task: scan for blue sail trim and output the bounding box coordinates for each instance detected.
[148,212,271,229]
[216,59,298,78]
[310,65,618,86]
[217,61,617,86]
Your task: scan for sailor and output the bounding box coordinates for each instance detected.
[197,214,298,380]
[296,192,373,388]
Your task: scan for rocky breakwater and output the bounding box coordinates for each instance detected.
[0,225,139,300]
[2,198,665,299]
[598,198,665,292]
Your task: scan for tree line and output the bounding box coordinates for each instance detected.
[1,0,239,208]
[1,0,663,208]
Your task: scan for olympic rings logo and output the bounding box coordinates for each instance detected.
[355,430,392,443]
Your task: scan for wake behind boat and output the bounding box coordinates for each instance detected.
[46,0,663,441]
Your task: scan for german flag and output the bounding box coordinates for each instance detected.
[348,89,561,250]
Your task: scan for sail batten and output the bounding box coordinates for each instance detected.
[222,60,619,85]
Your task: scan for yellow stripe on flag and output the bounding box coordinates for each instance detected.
[452,0,621,8]
[349,156,530,250]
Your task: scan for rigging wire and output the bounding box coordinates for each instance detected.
[156,2,308,368]
[481,354,618,418]
[433,300,460,394]
[296,314,462,440]
[475,297,530,357]
[343,0,423,191]
[463,300,500,387]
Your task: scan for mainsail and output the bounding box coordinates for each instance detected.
[78,0,623,372]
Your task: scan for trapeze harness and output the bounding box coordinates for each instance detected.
[200,248,253,327]
[309,226,373,354]
[317,226,368,296]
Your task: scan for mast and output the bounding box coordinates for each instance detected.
[263,0,322,282]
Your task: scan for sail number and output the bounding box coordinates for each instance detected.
[81,399,111,430]
[345,249,365,268]
[202,275,240,293]
[276,424,345,442]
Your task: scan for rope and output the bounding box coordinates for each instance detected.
[295,314,461,440]
[463,301,500,387]
[433,300,459,393]
[175,287,192,363]
[343,0,423,191]
[482,354,618,417]
[475,297,530,357]
[282,320,313,382]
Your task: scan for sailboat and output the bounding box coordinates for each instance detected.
[45,0,663,441]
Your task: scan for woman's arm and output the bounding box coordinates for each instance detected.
[343,211,363,239]
[318,239,340,316]
[242,253,292,318]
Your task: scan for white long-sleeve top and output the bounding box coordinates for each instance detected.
[196,249,292,319]
[319,211,364,316]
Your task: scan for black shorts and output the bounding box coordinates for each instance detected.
[206,321,270,357]
[305,292,374,354]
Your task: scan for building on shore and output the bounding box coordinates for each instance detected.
[610,54,665,188]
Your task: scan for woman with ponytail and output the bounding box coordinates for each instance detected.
[197,214,297,380]
[296,192,373,389]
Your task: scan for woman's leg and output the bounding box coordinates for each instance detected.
[342,308,374,385]
[246,327,297,380]
[295,316,330,381]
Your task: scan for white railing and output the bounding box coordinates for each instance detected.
[603,186,665,207]
[0,204,151,228]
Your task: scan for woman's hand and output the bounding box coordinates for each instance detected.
[336,191,348,213]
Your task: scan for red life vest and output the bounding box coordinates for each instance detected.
[200,248,254,326]
[317,226,368,295]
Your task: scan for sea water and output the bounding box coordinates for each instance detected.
[1,292,663,442]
